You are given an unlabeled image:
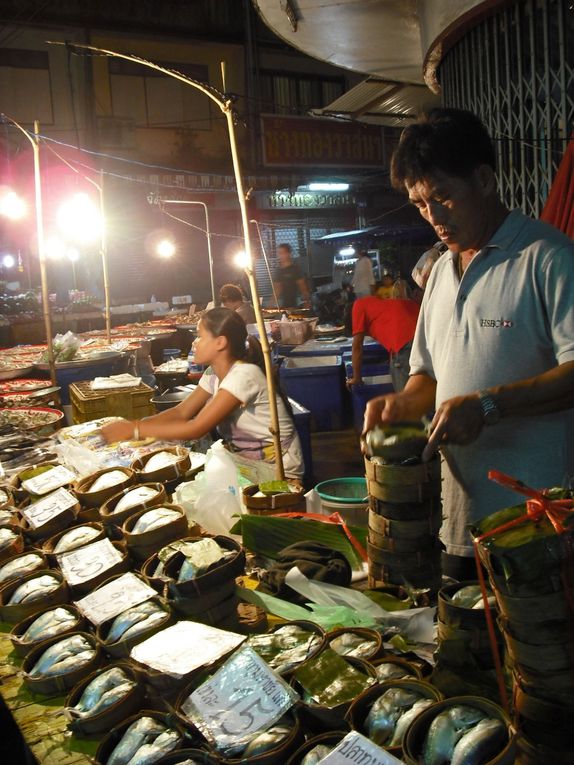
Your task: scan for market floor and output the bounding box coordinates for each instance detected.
[310,428,364,485]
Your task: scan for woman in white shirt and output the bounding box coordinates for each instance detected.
[101,308,304,479]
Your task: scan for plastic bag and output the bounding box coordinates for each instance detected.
[175,440,243,535]
[44,331,81,362]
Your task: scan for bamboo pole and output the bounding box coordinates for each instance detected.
[99,171,112,343]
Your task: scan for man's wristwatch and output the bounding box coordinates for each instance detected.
[478,391,501,425]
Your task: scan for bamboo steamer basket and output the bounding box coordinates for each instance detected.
[222,711,303,765]
[367,539,443,569]
[368,559,442,591]
[365,455,440,505]
[436,618,500,668]
[168,578,237,618]
[512,664,574,699]
[100,482,167,528]
[368,508,441,540]
[369,495,442,522]
[74,467,136,509]
[294,656,378,733]
[94,709,188,765]
[11,462,66,503]
[19,494,80,541]
[242,484,306,515]
[65,540,130,598]
[514,680,574,749]
[326,627,384,662]
[516,732,574,765]
[11,603,85,658]
[368,528,438,553]
[131,446,192,484]
[96,597,173,658]
[499,613,574,644]
[23,631,102,696]
[502,626,574,672]
[371,656,423,681]
[0,568,69,623]
[438,581,497,629]
[65,660,146,736]
[346,678,442,758]
[0,523,24,562]
[494,586,573,623]
[0,485,15,509]
[285,731,347,765]
[43,521,107,565]
[402,695,515,765]
[154,752,221,765]
[172,590,239,626]
[0,549,48,588]
[122,503,191,562]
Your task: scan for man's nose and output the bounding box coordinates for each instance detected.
[426,201,447,226]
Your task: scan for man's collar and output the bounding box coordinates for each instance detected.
[444,209,526,260]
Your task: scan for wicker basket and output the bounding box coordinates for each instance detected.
[326,627,384,661]
[74,467,136,509]
[223,711,304,765]
[43,521,107,565]
[242,484,306,515]
[0,523,25,562]
[0,568,69,624]
[11,603,85,658]
[96,597,173,658]
[122,504,191,563]
[10,462,65,502]
[65,660,146,736]
[94,710,188,765]
[131,446,192,484]
[100,482,167,528]
[61,540,130,598]
[286,731,347,765]
[0,549,48,589]
[23,631,101,696]
[19,494,80,542]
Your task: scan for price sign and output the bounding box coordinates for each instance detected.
[183,646,297,756]
[22,488,77,530]
[74,572,157,625]
[318,732,406,765]
[22,466,76,496]
[58,538,122,586]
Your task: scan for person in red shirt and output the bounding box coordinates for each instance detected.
[348,296,420,391]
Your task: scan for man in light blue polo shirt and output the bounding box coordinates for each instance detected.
[365,108,574,580]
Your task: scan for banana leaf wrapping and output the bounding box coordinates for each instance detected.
[293,649,375,709]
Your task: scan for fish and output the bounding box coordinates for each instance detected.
[21,607,77,643]
[124,728,181,764]
[80,680,136,718]
[0,489,9,504]
[450,585,493,610]
[0,552,44,584]
[8,574,60,604]
[177,558,198,582]
[88,470,128,493]
[0,527,18,550]
[143,451,179,473]
[301,744,334,764]
[41,649,95,677]
[131,508,180,535]
[390,699,434,747]
[471,596,497,610]
[106,601,163,643]
[176,538,227,582]
[330,632,378,659]
[0,508,13,525]
[113,487,159,514]
[53,525,100,554]
[29,634,93,677]
[375,662,414,682]
[241,724,292,758]
[450,718,507,765]
[106,716,167,765]
[120,610,166,642]
[423,706,486,765]
[74,667,129,713]
[365,688,423,746]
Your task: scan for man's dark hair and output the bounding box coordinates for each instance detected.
[277,243,292,253]
[390,108,496,191]
[219,283,243,303]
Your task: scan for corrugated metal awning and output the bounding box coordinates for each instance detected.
[312,77,441,127]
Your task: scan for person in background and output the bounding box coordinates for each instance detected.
[273,243,310,309]
[376,271,396,299]
[101,308,304,480]
[348,295,420,392]
[352,249,375,298]
[219,283,256,325]
[392,271,411,299]
[365,107,574,580]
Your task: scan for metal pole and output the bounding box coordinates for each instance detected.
[99,171,112,342]
[224,96,285,480]
[250,219,280,311]
[32,121,57,389]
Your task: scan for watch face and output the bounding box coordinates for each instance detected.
[481,394,500,424]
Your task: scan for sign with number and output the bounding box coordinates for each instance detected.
[318,731,405,765]
[58,538,122,586]
[75,572,156,625]
[22,488,77,530]
[183,646,297,756]
[21,466,76,496]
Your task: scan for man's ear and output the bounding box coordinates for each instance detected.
[475,164,497,197]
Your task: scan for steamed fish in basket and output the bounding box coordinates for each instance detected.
[301,744,334,764]
[21,607,78,642]
[8,573,60,604]
[105,601,167,644]
[449,584,497,610]
[143,451,180,473]
[422,705,507,765]
[0,527,18,551]
[248,624,323,675]
[174,538,229,582]
[365,687,432,746]
[375,662,417,682]
[70,666,136,718]
[241,721,293,758]
[131,508,180,535]
[113,486,160,514]
[29,634,95,678]
[0,552,44,584]
[330,631,378,659]
[53,525,100,554]
[106,715,182,765]
[88,470,128,493]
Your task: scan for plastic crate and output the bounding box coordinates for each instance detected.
[40,355,129,405]
[279,355,343,431]
[70,380,155,424]
[289,397,313,486]
[349,370,393,431]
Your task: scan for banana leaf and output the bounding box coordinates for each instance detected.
[232,515,367,570]
[293,648,374,707]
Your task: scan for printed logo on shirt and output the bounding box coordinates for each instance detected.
[480,317,514,328]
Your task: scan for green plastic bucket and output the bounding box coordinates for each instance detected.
[315,478,368,526]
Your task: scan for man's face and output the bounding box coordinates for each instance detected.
[406,169,488,254]
[278,246,292,266]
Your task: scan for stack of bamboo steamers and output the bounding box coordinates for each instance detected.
[364,423,442,596]
[472,482,574,765]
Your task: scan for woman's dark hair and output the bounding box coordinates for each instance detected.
[201,307,293,416]
[219,284,244,303]
[390,108,496,191]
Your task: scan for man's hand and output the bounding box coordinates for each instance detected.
[101,418,136,444]
[346,376,363,389]
[363,393,412,431]
[422,394,484,461]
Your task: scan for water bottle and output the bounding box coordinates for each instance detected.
[187,349,203,381]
